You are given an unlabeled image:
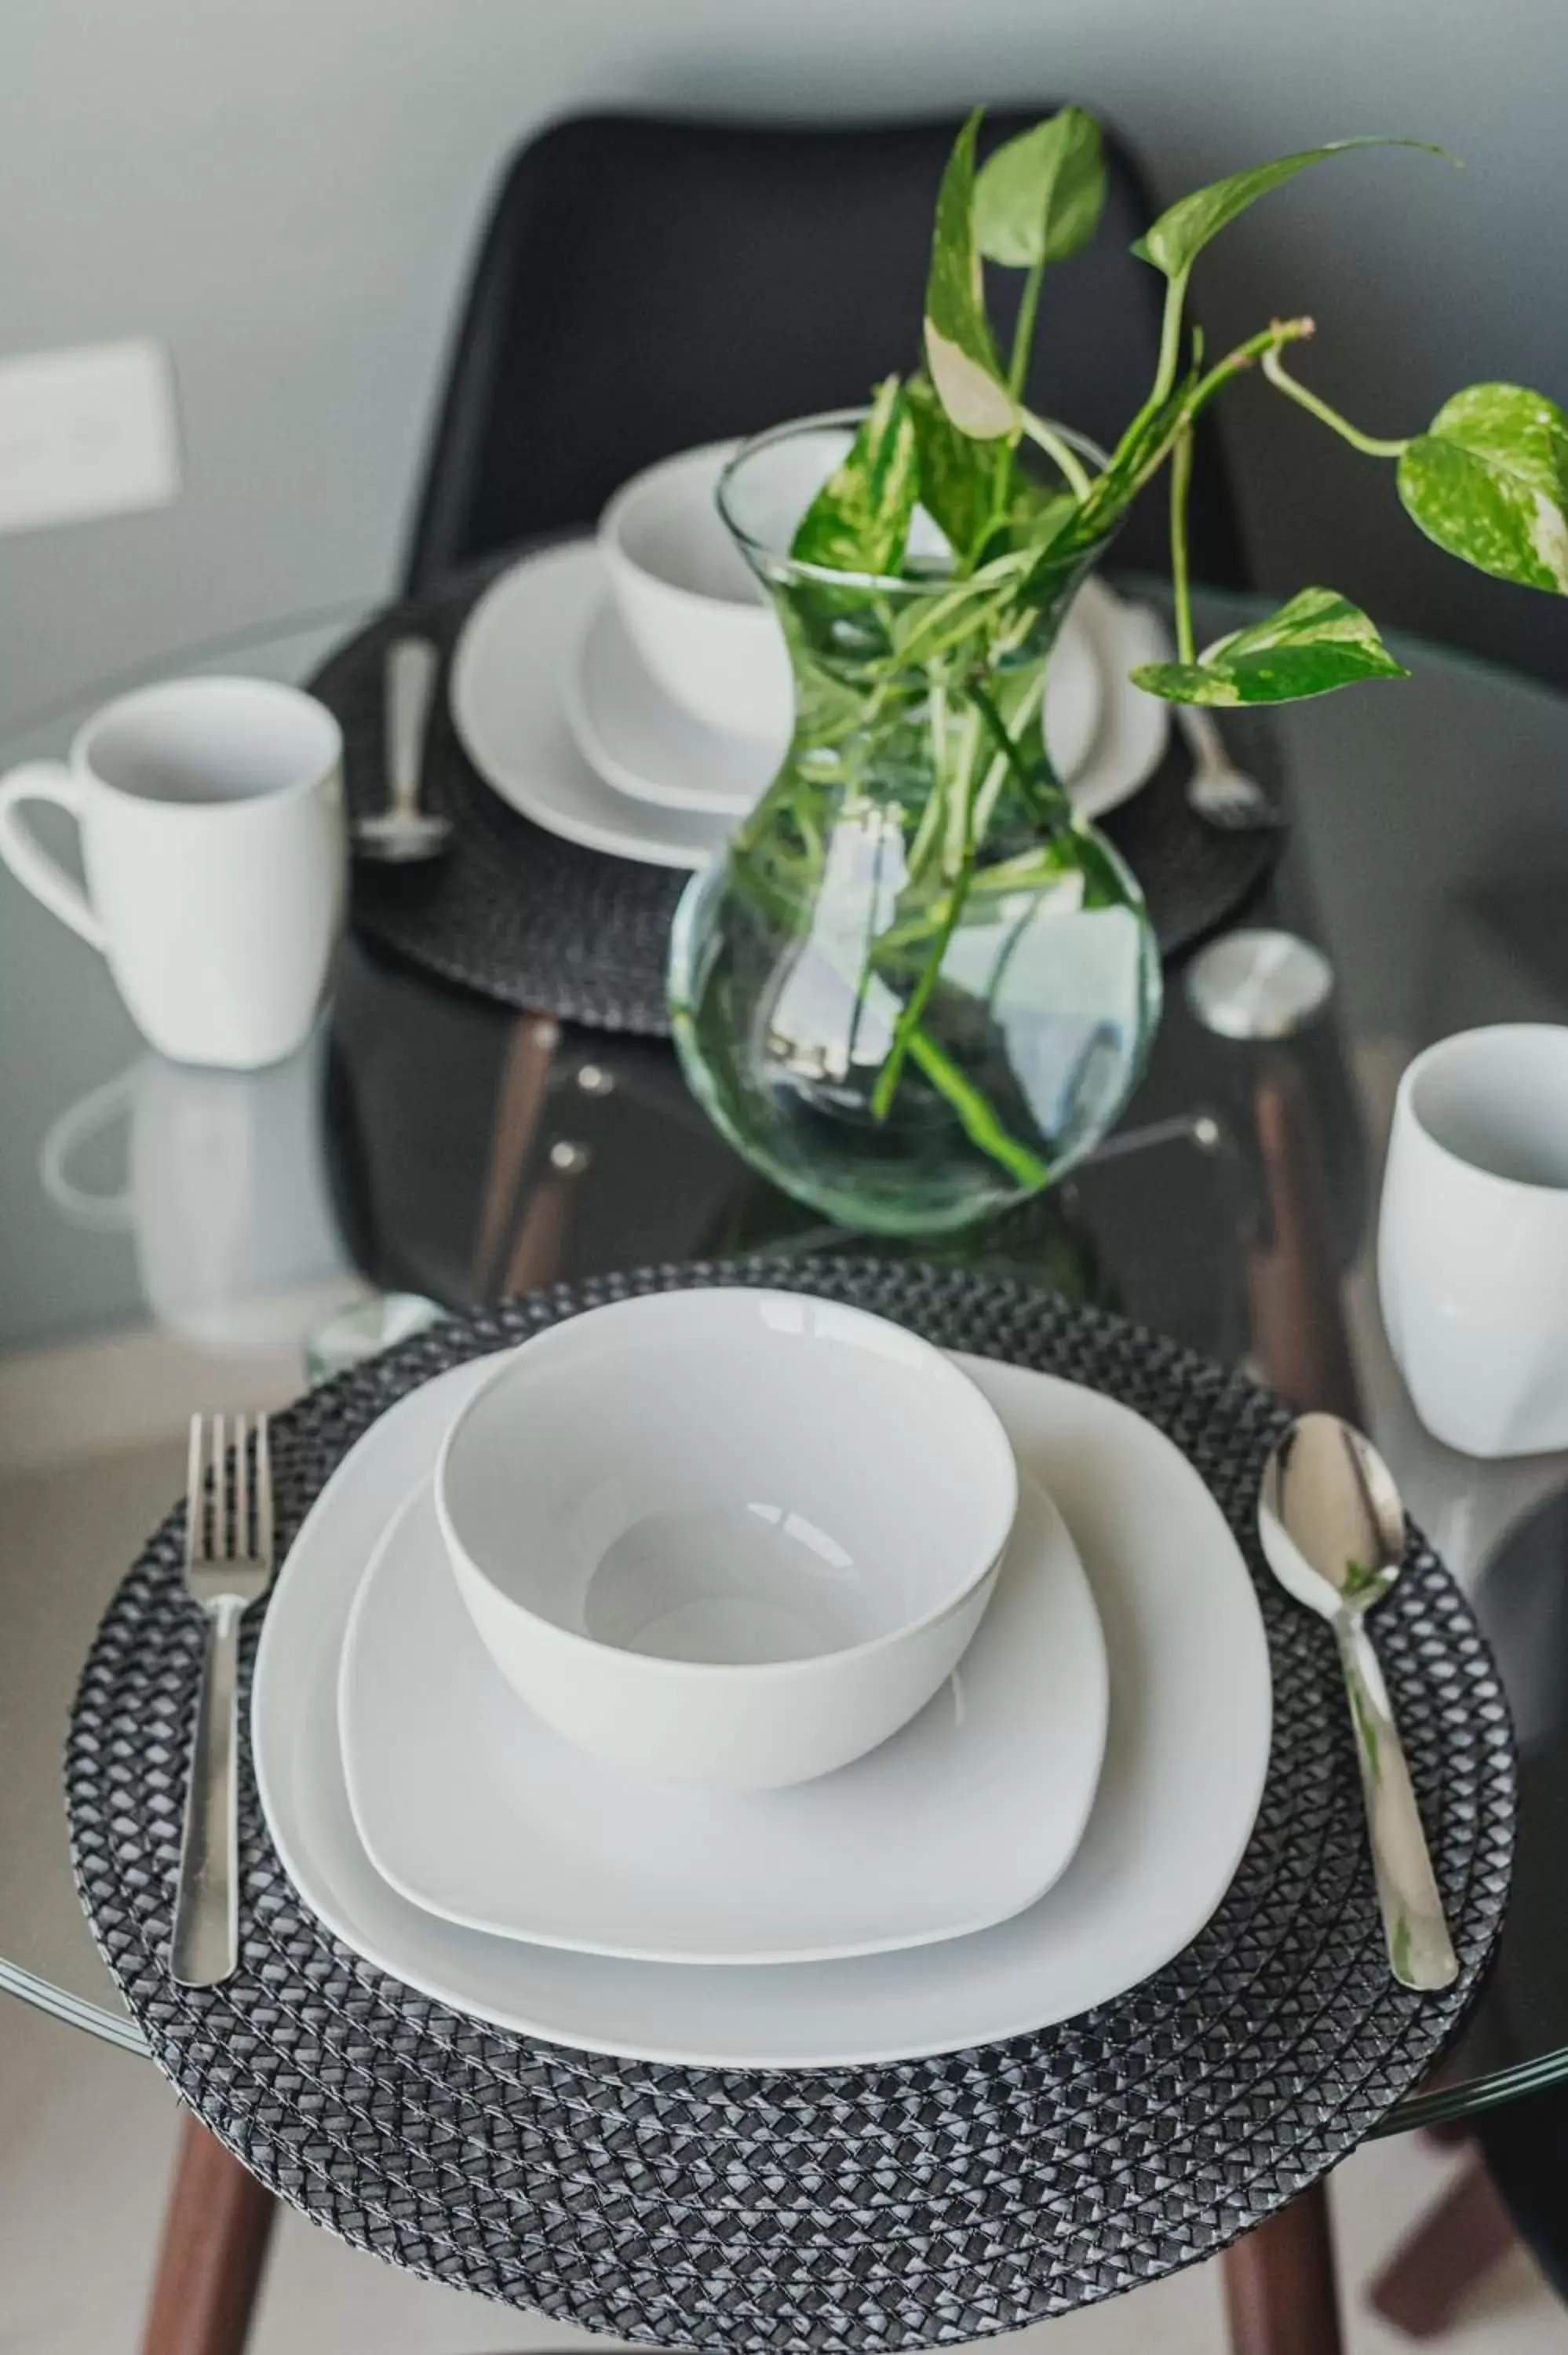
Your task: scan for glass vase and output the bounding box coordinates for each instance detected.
[668,411,1161,1237]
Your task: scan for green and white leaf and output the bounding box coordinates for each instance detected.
[924,111,1016,440]
[905,370,991,560]
[1132,586,1409,705]
[790,374,919,577]
[1397,382,1568,593]
[1134,137,1452,283]
[975,105,1105,268]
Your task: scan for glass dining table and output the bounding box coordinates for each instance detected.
[2,586,1566,2340]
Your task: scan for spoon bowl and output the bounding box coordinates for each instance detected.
[351,636,450,867]
[352,808,452,864]
[1258,1411,1405,1618]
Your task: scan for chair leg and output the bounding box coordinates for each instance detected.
[141,2114,278,2355]
[1222,2179,1345,2355]
[1367,2153,1518,2339]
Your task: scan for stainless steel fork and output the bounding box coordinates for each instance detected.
[1179,700,1285,831]
[170,1412,274,1987]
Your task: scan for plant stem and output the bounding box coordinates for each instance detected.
[1018,410,1095,502]
[1260,346,1412,458]
[1008,258,1046,399]
[871,841,976,1119]
[907,1031,1051,1189]
[968,673,1060,830]
[1169,423,1195,664]
[1183,315,1315,429]
[1151,268,1190,409]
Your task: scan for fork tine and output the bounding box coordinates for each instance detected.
[235,1411,250,1557]
[256,1413,273,1568]
[213,1412,228,1558]
[184,1415,205,1567]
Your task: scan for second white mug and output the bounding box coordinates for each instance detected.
[0,675,345,1069]
[1378,1024,1568,1459]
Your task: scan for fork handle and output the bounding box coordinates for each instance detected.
[171,1598,243,1987]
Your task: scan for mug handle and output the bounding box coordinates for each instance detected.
[0,762,106,950]
[38,1068,137,1231]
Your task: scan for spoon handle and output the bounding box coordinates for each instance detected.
[1334,1616,1459,1990]
[387,637,439,817]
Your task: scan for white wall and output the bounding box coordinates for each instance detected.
[3,0,1566,728]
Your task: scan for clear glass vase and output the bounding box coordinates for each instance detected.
[668,411,1162,1237]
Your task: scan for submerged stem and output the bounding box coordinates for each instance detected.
[906,1031,1051,1189]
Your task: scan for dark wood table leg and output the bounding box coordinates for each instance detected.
[1222,2180,1344,2355]
[1368,2154,1517,2339]
[140,2114,277,2355]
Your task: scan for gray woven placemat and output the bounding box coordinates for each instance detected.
[312,553,1285,1036]
[67,1258,1512,2348]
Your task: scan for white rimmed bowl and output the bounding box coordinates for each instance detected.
[432,1288,1019,1790]
[598,442,793,744]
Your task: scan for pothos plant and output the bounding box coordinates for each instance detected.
[795,107,1568,705]
[671,111,1568,1234]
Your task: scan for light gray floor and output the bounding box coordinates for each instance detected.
[1,1998,1561,2355]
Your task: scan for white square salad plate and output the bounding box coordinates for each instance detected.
[337,1460,1108,1965]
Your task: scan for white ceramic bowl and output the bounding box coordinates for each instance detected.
[433,1288,1018,1790]
[598,443,793,744]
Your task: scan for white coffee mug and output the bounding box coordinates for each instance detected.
[1378,1024,1568,1458]
[0,676,345,1068]
[38,1031,351,1353]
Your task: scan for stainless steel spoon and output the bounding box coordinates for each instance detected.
[353,636,450,863]
[1258,1412,1459,1991]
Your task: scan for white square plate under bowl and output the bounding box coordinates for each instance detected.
[448,543,1171,869]
[253,1349,1272,2068]
[562,579,1104,818]
[337,1462,1108,1964]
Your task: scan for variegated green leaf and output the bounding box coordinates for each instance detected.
[1134,137,1451,282]
[924,113,1016,440]
[1132,586,1409,704]
[905,370,990,560]
[1397,383,1568,593]
[975,105,1105,268]
[790,375,919,577]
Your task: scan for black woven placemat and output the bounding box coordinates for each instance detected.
[67,1258,1511,2348]
[312,553,1285,1036]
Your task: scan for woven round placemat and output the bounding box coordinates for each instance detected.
[312,553,1285,1036]
[67,1258,1512,2349]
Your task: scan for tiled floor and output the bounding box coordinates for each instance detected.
[1,1998,1561,2355]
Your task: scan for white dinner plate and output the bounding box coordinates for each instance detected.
[1067,581,1172,823]
[450,543,734,870]
[338,1464,1108,1965]
[453,543,1168,867]
[565,584,1104,819]
[253,1349,1272,2068]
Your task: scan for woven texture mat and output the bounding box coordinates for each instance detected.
[312,553,1285,1036]
[67,1259,1512,2348]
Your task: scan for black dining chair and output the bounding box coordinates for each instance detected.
[402,108,1251,597]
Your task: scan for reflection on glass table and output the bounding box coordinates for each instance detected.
[0,591,1566,2148]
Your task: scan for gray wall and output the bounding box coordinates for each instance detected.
[3,0,1566,727]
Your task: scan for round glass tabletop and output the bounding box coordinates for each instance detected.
[1,585,1564,2133]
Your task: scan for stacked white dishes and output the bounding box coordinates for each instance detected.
[252,1287,1274,2068]
[448,442,1175,870]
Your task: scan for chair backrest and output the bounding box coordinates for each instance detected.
[403,110,1249,595]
